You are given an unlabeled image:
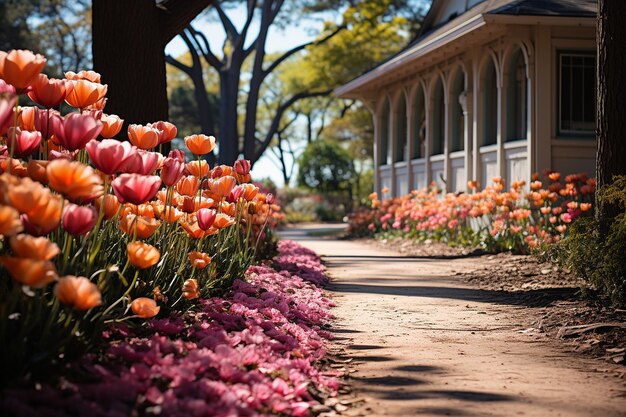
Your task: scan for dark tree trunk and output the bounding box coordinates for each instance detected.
[93,0,167,139]
[218,66,242,165]
[92,0,212,145]
[596,0,626,228]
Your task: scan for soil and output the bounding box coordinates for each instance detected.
[280,224,626,417]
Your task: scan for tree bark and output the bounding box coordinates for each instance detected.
[596,0,626,226]
[92,0,212,144]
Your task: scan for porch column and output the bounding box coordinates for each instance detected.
[406,90,415,191]
[460,91,473,190]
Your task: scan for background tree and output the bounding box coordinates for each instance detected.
[167,0,427,165]
[92,0,213,141]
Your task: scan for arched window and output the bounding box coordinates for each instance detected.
[506,49,528,141]
[380,98,390,165]
[412,86,426,159]
[395,95,407,162]
[450,70,465,152]
[431,78,445,155]
[482,59,498,146]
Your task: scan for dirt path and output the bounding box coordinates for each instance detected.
[281,225,626,417]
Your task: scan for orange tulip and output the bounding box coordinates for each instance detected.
[47,159,104,203]
[186,160,210,178]
[131,297,160,318]
[182,278,200,300]
[0,158,27,176]
[213,213,235,229]
[242,184,259,201]
[128,124,160,150]
[23,193,63,236]
[219,201,237,216]
[65,79,107,109]
[119,214,161,239]
[179,218,204,239]
[580,203,592,212]
[176,175,200,196]
[127,241,160,269]
[28,74,72,108]
[137,203,155,218]
[95,194,121,219]
[0,206,23,237]
[0,49,47,90]
[54,276,102,310]
[100,114,124,138]
[208,176,236,198]
[4,176,48,214]
[184,134,216,155]
[26,159,49,184]
[10,234,59,260]
[65,70,101,83]
[188,251,211,269]
[18,106,36,130]
[0,256,57,288]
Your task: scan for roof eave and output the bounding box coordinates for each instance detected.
[484,13,596,26]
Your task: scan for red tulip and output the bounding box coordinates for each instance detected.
[160,156,185,186]
[234,159,251,176]
[227,184,245,203]
[54,112,103,151]
[6,127,41,158]
[27,74,72,108]
[86,139,137,175]
[112,174,161,205]
[168,149,185,163]
[122,149,160,175]
[196,208,217,231]
[62,203,98,236]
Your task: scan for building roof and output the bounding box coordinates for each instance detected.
[335,0,597,99]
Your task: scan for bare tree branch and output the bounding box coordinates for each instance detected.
[187,25,223,69]
[213,1,239,40]
[160,0,214,44]
[165,54,192,75]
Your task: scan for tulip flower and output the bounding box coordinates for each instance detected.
[0,256,57,288]
[176,175,199,196]
[179,219,204,239]
[168,149,186,163]
[213,213,235,229]
[65,70,101,83]
[150,121,177,144]
[54,276,102,310]
[0,206,23,237]
[6,127,41,158]
[10,234,59,260]
[95,194,121,219]
[188,252,211,269]
[100,114,124,138]
[208,176,237,198]
[0,92,16,134]
[131,297,160,318]
[127,241,160,269]
[0,49,47,91]
[128,124,160,150]
[234,159,251,176]
[27,74,72,108]
[65,79,107,109]
[86,139,137,175]
[241,184,259,201]
[186,160,209,178]
[54,112,103,151]
[4,176,47,213]
[182,278,200,299]
[227,185,245,203]
[122,149,160,175]
[62,204,98,236]
[119,214,160,239]
[47,159,104,203]
[21,196,63,236]
[184,134,216,155]
[112,174,161,205]
[160,157,185,186]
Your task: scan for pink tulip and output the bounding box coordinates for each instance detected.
[62,204,98,236]
[6,127,41,158]
[0,79,16,95]
[234,159,251,176]
[150,121,177,144]
[160,156,185,186]
[27,74,72,108]
[227,184,245,203]
[85,139,137,175]
[168,149,185,163]
[0,91,16,135]
[112,173,161,205]
[32,107,61,139]
[54,112,103,151]
[122,149,160,175]
[196,208,217,231]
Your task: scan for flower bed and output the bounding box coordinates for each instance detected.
[350,173,595,253]
[1,240,339,417]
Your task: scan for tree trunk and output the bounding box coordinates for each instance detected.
[596,0,626,227]
[218,67,242,165]
[92,0,168,139]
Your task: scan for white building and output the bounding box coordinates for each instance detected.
[335,0,597,196]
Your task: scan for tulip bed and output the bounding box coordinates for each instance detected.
[1,240,340,417]
[350,173,595,254]
[0,48,288,393]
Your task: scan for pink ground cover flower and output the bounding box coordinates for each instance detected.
[1,241,340,417]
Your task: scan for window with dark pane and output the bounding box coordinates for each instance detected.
[558,51,596,136]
